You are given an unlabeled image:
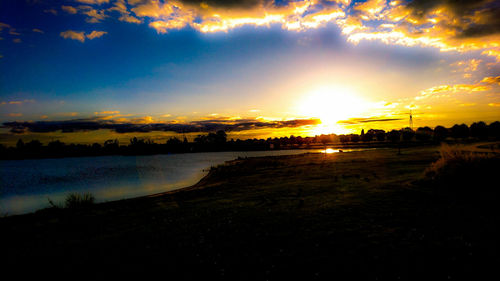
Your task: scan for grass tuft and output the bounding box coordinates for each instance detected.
[64,192,95,209]
[424,144,499,195]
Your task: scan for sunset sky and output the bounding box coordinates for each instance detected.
[1,0,499,145]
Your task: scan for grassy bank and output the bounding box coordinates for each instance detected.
[1,146,499,279]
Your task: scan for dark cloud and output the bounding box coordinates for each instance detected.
[406,0,491,15]
[337,117,403,125]
[3,117,320,134]
[180,0,262,8]
[458,6,500,38]
[406,0,500,38]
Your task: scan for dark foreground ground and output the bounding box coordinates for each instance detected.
[1,146,499,280]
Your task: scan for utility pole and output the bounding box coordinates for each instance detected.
[409,110,413,131]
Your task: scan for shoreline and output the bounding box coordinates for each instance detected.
[0,140,440,161]
[2,145,499,279]
[0,147,379,217]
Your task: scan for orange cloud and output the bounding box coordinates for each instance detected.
[60,30,86,42]
[86,30,107,39]
[95,110,120,115]
[59,112,79,117]
[62,5,78,14]
[481,76,500,86]
[123,0,347,34]
[60,30,107,42]
[4,99,35,105]
[342,1,500,61]
[108,0,142,24]
[354,0,386,20]
[459,103,476,107]
[451,59,482,73]
[76,0,110,4]
[56,0,500,62]
[78,5,108,23]
[417,84,490,99]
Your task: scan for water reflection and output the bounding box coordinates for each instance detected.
[0,148,369,215]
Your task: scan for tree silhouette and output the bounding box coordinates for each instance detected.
[401,128,415,141]
[433,126,448,141]
[470,121,488,140]
[2,121,500,160]
[451,124,469,139]
[416,127,432,141]
[489,121,500,138]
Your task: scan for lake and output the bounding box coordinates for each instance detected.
[0,148,365,215]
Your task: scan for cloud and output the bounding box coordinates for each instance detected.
[58,112,80,117]
[353,0,386,19]
[0,22,22,38]
[108,0,142,23]
[95,110,120,115]
[337,116,404,125]
[415,75,500,100]
[8,113,23,117]
[417,83,490,100]
[180,0,261,9]
[0,22,10,31]
[60,30,107,42]
[44,9,58,15]
[9,29,20,36]
[34,0,500,62]
[63,0,348,34]
[86,30,108,39]
[451,59,482,73]
[481,76,500,86]
[488,103,500,107]
[62,5,78,14]
[342,0,500,60]
[60,30,86,42]
[3,116,321,134]
[78,5,108,23]
[1,99,35,105]
[76,0,110,4]
[32,28,44,33]
[406,0,500,38]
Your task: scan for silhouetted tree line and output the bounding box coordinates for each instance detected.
[338,121,500,143]
[1,121,499,160]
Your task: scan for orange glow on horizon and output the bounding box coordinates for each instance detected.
[296,86,370,135]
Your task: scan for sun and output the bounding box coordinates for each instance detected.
[296,86,369,135]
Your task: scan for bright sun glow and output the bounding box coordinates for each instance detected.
[297,86,369,135]
[324,148,335,154]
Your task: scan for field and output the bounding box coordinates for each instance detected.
[1,146,499,280]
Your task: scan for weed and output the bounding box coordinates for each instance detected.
[64,192,95,209]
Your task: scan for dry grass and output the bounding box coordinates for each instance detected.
[64,192,95,208]
[425,144,499,195]
[425,144,485,177]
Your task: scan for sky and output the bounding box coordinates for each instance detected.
[0,0,499,145]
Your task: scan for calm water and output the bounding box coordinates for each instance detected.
[0,149,362,215]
